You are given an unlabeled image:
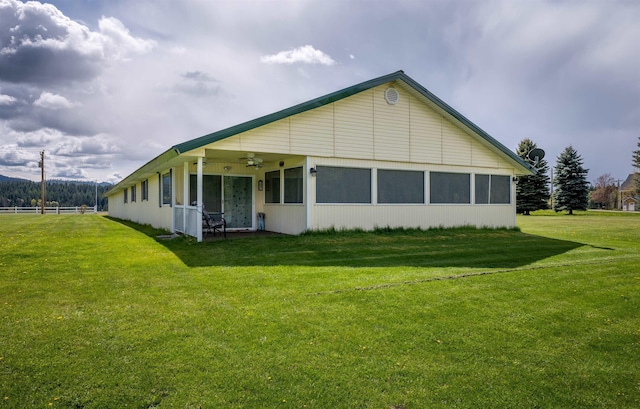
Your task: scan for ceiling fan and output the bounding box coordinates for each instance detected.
[239,153,264,168]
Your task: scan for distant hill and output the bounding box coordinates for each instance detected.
[0,174,29,183]
[0,175,113,209]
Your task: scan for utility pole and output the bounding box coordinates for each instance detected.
[549,168,554,208]
[39,150,45,214]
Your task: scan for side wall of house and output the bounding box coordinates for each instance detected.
[107,172,173,231]
[306,156,515,232]
[206,82,517,232]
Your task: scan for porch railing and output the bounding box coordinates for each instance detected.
[173,205,199,238]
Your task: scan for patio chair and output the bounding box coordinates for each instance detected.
[202,206,226,238]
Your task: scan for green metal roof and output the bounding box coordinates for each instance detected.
[107,70,533,196]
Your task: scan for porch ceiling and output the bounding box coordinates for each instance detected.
[202,149,300,166]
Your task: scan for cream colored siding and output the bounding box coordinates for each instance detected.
[263,205,306,235]
[210,134,241,151]
[108,173,173,230]
[373,86,411,161]
[240,120,290,153]
[471,139,501,168]
[290,105,334,156]
[197,83,510,172]
[310,204,514,231]
[442,118,472,166]
[409,98,442,164]
[334,90,374,159]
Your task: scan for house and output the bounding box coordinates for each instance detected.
[620,173,638,211]
[105,71,534,241]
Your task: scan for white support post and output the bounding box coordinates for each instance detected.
[306,157,312,231]
[197,157,203,242]
[183,161,189,233]
[171,167,177,233]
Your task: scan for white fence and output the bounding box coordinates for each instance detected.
[0,206,98,214]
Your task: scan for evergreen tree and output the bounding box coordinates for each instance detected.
[552,146,589,214]
[515,138,550,215]
[632,136,640,197]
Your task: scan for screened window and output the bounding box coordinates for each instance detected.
[141,180,149,201]
[475,174,490,204]
[189,175,222,212]
[123,188,128,203]
[264,170,281,204]
[430,172,470,204]
[162,172,172,206]
[475,174,511,204]
[316,166,371,204]
[131,185,137,202]
[284,167,303,204]
[378,169,424,204]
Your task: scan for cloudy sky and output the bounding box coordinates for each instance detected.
[0,0,638,184]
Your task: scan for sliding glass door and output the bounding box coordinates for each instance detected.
[190,174,253,229]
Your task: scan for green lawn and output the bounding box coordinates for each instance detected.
[0,212,638,408]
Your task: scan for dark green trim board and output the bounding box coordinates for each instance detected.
[106,70,533,197]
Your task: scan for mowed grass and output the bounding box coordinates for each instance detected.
[0,212,638,408]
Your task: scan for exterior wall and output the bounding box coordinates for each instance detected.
[306,156,516,231]
[111,79,523,235]
[107,172,173,230]
[262,204,306,234]
[205,84,513,171]
[257,157,308,235]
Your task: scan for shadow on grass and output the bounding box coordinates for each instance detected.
[107,217,584,269]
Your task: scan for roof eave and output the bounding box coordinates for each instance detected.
[104,148,179,196]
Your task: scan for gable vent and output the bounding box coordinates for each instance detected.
[384,87,399,105]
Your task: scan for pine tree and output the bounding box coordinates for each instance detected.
[632,136,640,197]
[552,146,589,214]
[515,138,550,215]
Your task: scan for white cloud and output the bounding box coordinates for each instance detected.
[0,144,38,166]
[260,45,335,65]
[0,94,17,105]
[53,166,88,179]
[52,136,121,156]
[33,92,78,110]
[0,0,155,85]
[98,17,156,61]
[106,172,123,184]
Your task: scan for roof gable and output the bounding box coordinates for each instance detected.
[173,70,532,173]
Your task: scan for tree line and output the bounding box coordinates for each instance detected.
[0,178,112,210]
[516,136,640,214]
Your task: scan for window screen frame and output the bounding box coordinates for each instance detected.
[316,166,372,204]
[141,179,149,201]
[474,174,512,205]
[429,171,471,204]
[284,166,304,204]
[377,169,425,204]
[161,171,172,206]
[264,170,281,204]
